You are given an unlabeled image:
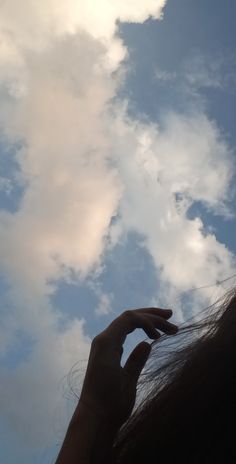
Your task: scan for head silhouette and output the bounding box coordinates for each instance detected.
[111,286,236,463]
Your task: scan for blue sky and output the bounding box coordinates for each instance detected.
[0,1,236,462]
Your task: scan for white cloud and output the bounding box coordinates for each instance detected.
[0,32,123,301]
[183,53,225,90]
[0,0,169,457]
[0,0,166,78]
[94,291,113,316]
[155,68,177,82]
[0,318,91,448]
[107,105,236,307]
[155,51,236,97]
[0,177,12,195]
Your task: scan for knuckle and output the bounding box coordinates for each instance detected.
[92,332,108,347]
[159,318,168,328]
[123,309,134,318]
[154,315,168,329]
[158,318,176,333]
[147,321,156,333]
[91,335,99,348]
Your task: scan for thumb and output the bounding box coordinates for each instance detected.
[123,341,151,382]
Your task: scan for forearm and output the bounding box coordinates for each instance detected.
[55,400,118,464]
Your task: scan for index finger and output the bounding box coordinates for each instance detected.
[105,307,174,346]
[134,307,173,318]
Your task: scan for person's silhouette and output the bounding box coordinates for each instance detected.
[56,287,236,463]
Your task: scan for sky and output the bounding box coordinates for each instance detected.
[0,0,236,462]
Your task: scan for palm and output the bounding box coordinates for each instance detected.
[80,343,141,428]
[79,308,177,429]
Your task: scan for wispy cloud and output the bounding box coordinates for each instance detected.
[155,51,236,95]
[0,176,12,195]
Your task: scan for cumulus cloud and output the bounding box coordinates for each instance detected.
[0,31,123,315]
[0,318,91,457]
[0,0,169,457]
[107,105,236,309]
[0,0,166,76]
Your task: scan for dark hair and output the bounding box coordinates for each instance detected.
[110,286,236,463]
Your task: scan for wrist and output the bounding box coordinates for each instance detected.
[71,400,119,441]
[76,400,118,463]
[75,397,121,433]
[56,400,118,464]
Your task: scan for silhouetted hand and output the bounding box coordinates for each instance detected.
[79,307,178,430]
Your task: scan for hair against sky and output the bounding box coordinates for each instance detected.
[0,0,236,462]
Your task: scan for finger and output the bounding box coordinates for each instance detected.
[131,307,173,319]
[106,310,164,346]
[136,314,163,339]
[108,311,177,341]
[123,341,151,382]
[144,314,178,334]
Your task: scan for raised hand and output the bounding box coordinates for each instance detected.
[79,307,178,430]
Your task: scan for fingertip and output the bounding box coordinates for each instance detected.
[153,331,161,339]
[140,341,151,349]
[170,326,179,334]
[163,309,173,318]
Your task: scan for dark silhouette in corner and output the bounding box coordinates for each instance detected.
[56,285,236,463]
